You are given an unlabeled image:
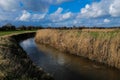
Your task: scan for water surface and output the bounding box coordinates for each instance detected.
[20,38,120,80]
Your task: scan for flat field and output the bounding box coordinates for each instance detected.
[0,30,36,36]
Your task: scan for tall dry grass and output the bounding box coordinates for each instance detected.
[35,29,120,69]
[0,34,53,80]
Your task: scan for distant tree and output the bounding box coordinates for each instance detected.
[0,27,2,31]
[18,25,26,30]
[73,25,77,29]
[18,25,43,30]
[2,23,16,31]
[46,26,52,29]
[78,26,86,29]
[37,26,44,29]
[27,26,34,30]
[62,26,67,29]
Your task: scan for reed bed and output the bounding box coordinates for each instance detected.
[35,29,120,69]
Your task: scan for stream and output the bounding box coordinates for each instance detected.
[20,38,120,80]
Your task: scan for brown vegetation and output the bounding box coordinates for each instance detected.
[35,29,120,69]
[0,33,53,80]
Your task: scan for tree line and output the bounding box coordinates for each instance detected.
[0,23,120,31]
[46,26,120,30]
[0,23,43,31]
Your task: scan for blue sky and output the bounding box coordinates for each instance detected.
[0,0,120,27]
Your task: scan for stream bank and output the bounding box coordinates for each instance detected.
[0,32,53,80]
[35,29,120,70]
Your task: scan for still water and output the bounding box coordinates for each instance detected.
[20,38,120,80]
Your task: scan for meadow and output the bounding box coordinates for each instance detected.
[0,30,37,36]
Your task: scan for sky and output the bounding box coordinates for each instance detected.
[0,0,120,27]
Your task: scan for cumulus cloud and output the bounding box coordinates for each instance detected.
[53,7,63,14]
[0,0,120,27]
[78,0,120,18]
[0,0,20,11]
[0,0,70,12]
[78,1,109,18]
[62,12,72,20]
[17,10,46,21]
[109,0,120,17]
[50,7,73,22]
[104,19,110,23]
[42,0,70,4]
[20,0,48,12]
[18,10,31,21]
[0,8,19,22]
[32,14,46,20]
[0,0,72,26]
[0,0,71,25]
[79,3,107,18]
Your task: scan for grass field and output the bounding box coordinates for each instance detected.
[0,30,37,36]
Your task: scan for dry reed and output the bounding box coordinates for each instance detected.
[35,29,120,69]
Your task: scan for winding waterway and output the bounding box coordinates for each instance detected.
[20,38,120,80]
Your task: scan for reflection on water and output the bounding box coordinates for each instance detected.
[20,38,120,80]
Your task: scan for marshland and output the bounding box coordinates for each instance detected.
[1,0,120,80]
[0,24,120,80]
[35,29,120,69]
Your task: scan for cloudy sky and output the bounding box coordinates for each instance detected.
[0,0,120,27]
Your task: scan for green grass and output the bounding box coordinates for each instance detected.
[89,32,100,38]
[89,31,119,38]
[0,30,37,36]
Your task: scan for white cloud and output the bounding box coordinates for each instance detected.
[78,0,120,18]
[54,7,63,14]
[62,12,72,20]
[0,0,71,25]
[0,0,20,11]
[32,14,46,20]
[79,1,109,18]
[0,0,70,12]
[50,7,72,22]
[19,10,31,21]
[17,10,46,21]
[0,0,120,27]
[50,7,63,22]
[0,8,19,21]
[109,0,120,17]
[42,0,70,4]
[104,19,110,23]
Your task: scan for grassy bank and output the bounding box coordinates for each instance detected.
[0,33,53,80]
[35,29,120,69]
[0,30,36,36]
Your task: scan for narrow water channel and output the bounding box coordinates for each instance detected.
[20,38,120,80]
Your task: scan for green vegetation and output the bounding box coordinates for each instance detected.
[89,30,119,38]
[0,30,36,36]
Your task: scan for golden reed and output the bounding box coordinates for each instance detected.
[35,29,120,69]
